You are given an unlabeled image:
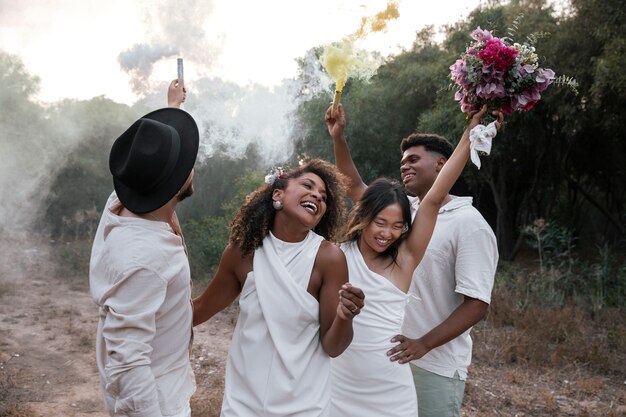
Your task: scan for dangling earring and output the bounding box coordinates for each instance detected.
[272,200,283,210]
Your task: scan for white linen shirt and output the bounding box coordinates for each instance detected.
[402,196,498,380]
[90,192,195,417]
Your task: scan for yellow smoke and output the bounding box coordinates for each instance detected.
[321,41,354,94]
[321,0,400,113]
[353,1,400,39]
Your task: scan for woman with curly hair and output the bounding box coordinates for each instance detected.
[192,158,365,417]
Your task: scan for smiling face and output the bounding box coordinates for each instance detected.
[360,202,406,255]
[272,172,328,230]
[400,145,445,199]
[343,178,411,264]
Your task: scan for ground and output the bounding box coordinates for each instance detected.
[1,237,624,416]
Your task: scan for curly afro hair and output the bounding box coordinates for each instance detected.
[229,158,348,255]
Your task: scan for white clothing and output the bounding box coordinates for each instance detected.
[165,403,191,417]
[331,241,418,417]
[90,192,195,417]
[403,196,498,379]
[221,231,331,417]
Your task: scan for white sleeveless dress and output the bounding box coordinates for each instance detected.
[331,241,418,417]
[221,231,331,417]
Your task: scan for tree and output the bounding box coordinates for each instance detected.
[41,97,138,238]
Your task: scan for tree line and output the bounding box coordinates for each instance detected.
[294,0,625,261]
[1,0,623,285]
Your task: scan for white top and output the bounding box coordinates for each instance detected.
[221,230,331,417]
[403,196,498,379]
[331,241,418,417]
[90,192,195,417]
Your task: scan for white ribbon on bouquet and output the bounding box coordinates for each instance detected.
[469,121,498,169]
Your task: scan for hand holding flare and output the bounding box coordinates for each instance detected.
[321,42,354,117]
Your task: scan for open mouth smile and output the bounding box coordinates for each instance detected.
[301,201,319,215]
[402,173,415,183]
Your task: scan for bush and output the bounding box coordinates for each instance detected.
[184,216,231,287]
[481,258,626,375]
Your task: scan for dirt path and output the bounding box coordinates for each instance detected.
[1,236,625,417]
[0,237,233,417]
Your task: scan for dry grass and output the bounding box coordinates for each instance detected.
[190,362,225,417]
[0,404,34,417]
[0,281,15,299]
[480,285,626,375]
[189,306,238,417]
[0,365,36,417]
[466,281,626,416]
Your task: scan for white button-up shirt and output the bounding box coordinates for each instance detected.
[90,192,195,417]
[402,196,498,380]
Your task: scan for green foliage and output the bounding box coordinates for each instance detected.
[0,51,41,119]
[41,98,138,238]
[185,170,266,284]
[177,146,263,222]
[513,218,626,309]
[521,218,577,270]
[52,240,92,291]
[553,75,579,95]
[184,216,230,284]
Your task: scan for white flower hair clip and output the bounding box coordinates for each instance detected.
[264,165,289,185]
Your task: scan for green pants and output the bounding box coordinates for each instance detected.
[410,364,466,417]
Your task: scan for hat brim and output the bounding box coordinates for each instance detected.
[113,108,199,214]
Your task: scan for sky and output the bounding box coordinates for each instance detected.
[0,0,483,105]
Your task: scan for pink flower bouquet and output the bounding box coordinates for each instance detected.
[450,27,556,115]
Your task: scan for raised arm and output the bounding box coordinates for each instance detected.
[325,105,368,202]
[192,243,245,326]
[403,105,502,270]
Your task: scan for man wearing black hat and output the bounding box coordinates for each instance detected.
[90,81,199,417]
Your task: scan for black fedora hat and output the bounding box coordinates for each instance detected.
[109,108,199,214]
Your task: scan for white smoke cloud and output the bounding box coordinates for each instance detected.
[132,48,333,165]
[118,0,220,95]
[193,79,302,163]
[118,43,180,93]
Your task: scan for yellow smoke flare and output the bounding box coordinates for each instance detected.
[321,1,400,116]
[321,41,354,115]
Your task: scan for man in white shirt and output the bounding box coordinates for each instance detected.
[90,81,199,417]
[326,105,498,417]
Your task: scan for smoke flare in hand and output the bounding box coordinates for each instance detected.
[321,41,354,115]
